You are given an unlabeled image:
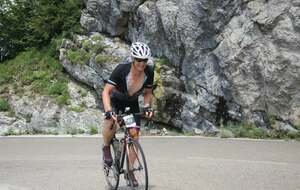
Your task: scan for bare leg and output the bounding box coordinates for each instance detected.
[128,128,139,164]
[102,119,116,146]
[127,128,139,186]
[102,119,116,166]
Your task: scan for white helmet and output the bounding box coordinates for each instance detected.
[130,42,151,59]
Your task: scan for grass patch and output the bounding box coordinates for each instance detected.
[82,38,106,54]
[91,34,104,42]
[78,89,88,97]
[0,48,70,106]
[267,113,277,128]
[3,129,28,136]
[82,40,93,51]
[250,127,266,139]
[183,130,195,136]
[0,65,11,85]
[89,126,98,135]
[48,36,64,58]
[66,128,85,135]
[6,109,16,117]
[222,122,267,139]
[68,106,85,113]
[92,43,106,54]
[56,94,70,106]
[0,98,10,111]
[267,129,300,140]
[48,81,68,96]
[295,123,300,131]
[221,121,300,140]
[220,128,234,138]
[156,57,172,67]
[0,85,9,94]
[287,131,300,139]
[3,128,18,136]
[95,54,121,65]
[66,49,90,65]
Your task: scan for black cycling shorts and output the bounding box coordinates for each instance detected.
[110,96,141,126]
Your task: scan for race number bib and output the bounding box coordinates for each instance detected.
[123,114,137,128]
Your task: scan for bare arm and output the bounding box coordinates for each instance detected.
[102,84,116,112]
[144,88,153,107]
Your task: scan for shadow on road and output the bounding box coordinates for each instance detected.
[106,185,156,190]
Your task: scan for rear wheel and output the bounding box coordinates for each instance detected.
[103,143,120,190]
[126,139,148,190]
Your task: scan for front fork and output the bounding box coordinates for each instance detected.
[117,136,134,183]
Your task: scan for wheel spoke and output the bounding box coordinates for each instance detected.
[126,140,148,190]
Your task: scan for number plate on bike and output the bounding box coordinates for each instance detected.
[123,114,137,128]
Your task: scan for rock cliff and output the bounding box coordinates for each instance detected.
[77,0,300,132]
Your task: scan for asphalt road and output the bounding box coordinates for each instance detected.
[0,136,300,190]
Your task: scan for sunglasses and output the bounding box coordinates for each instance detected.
[135,58,148,63]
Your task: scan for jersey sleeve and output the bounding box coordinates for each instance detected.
[107,64,123,86]
[144,66,154,89]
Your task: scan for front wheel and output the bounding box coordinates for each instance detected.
[126,139,149,190]
[103,143,120,190]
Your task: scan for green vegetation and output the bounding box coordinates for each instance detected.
[268,128,300,139]
[65,36,109,65]
[156,57,172,66]
[2,128,60,136]
[78,89,88,97]
[6,109,16,118]
[221,122,267,139]
[0,0,85,61]
[267,113,277,128]
[0,98,10,111]
[68,106,85,113]
[287,131,300,139]
[91,34,104,42]
[220,128,234,138]
[0,49,70,106]
[183,131,195,136]
[82,39,106,54]
[66,128,85,135]
[89,126,98,135]
[0,86,9,94]
[3,128,18,136]
[66,49,91,65]
[95,54,121,65]
[152,58,165,120]
[92,43,107,54]
[220,121,300,140]
[295,123,300,131]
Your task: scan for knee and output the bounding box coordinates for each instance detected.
[129,128,139,139]
[102,120,115,134]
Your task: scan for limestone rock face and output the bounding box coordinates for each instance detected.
[0,80,103,135]
[77,0,300,132]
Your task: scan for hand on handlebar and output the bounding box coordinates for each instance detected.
[143,107,154,119]
[104,111,117,121]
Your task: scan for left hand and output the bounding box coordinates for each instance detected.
[143,106,154,119]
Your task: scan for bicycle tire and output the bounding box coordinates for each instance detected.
[103,142,120,190]
[126,139,149,190]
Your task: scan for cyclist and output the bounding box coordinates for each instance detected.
[102,42,154,186]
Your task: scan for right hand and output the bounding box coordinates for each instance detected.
[104,111,116,120]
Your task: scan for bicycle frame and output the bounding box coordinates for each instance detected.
[104,110,150,190]
[115,129,131,175]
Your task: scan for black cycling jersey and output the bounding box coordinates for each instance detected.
[105,61,154,126]
[107,61,154,101]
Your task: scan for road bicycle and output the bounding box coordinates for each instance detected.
[103,109,149,190]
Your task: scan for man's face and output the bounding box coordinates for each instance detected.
[133,58,148,71]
